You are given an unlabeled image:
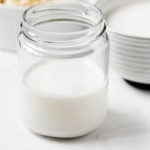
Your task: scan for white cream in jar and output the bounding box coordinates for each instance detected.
[21,59,107,138]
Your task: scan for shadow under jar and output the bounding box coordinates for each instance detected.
[18,0,109,138]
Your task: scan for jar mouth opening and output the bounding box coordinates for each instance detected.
[22,0,105,44]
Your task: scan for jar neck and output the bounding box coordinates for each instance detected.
[20,0,106,58]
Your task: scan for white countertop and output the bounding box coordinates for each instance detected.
[1,50,150,150]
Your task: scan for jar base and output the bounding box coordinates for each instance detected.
[27,126,98,139]
[24,116,106,139]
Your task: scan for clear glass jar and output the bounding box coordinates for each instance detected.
[18,0,109,138]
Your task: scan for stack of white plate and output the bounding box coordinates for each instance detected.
[108,30,150,84]
[97,0,150,84]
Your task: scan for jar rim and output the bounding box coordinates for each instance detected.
[23,1,104,34]
[20,0,107,58]
[22,0,105,41]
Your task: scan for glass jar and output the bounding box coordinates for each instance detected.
[18,0,109,138]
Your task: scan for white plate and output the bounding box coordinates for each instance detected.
[108,31,150,43]
[111,66,150,84]
[109,35,150,47]
[111,51,150,63]
[111,61,150,77]
[110,46,150,62]
[110,42,150,52]
[99,0,150,40]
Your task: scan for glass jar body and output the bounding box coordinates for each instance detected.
[18,0,109,138]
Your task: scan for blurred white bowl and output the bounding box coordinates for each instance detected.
[0,4,25,51]
[0,0,98,51]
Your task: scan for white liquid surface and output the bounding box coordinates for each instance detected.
[21,59,107,138]
[107,1,150,37]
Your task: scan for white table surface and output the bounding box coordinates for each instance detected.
[0,50,150,150]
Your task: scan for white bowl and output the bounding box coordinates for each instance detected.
[0,0,98,51]
[0,4,25,51]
